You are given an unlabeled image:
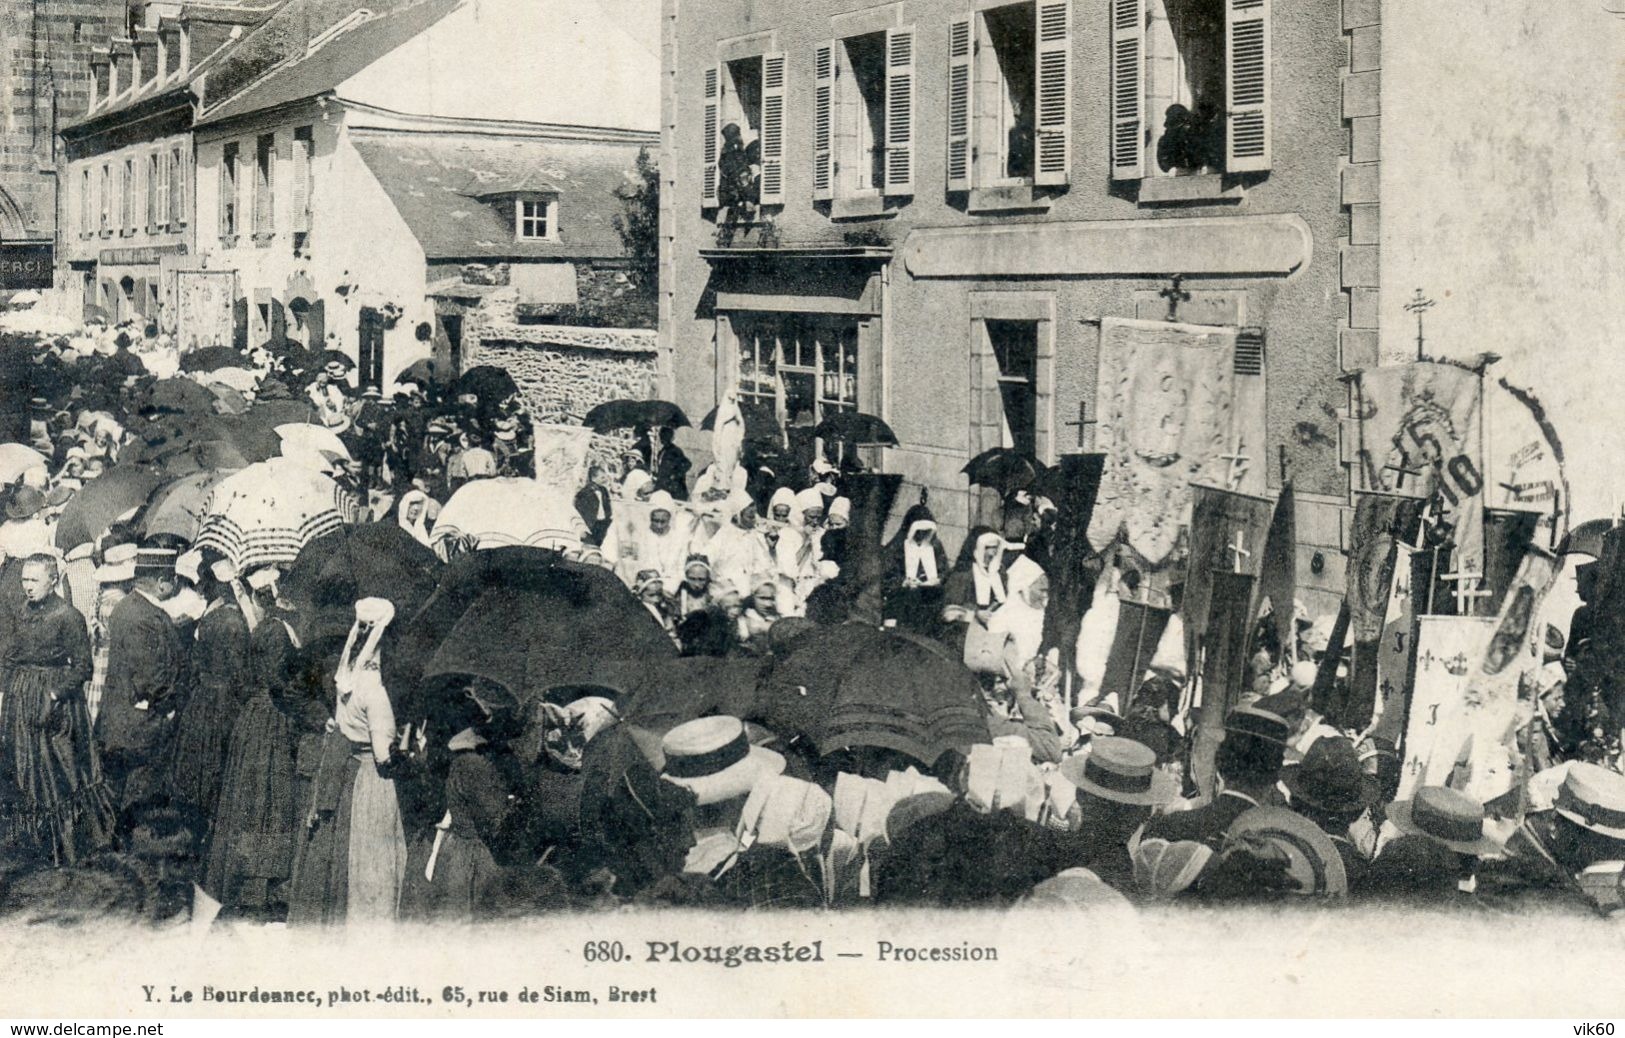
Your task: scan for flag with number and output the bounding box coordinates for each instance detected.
[1351,361,1486,575]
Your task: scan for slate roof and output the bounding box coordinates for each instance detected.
[351,129,651,260]
[195,0,462,126]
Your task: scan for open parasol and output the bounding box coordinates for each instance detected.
[432,477,588,550]
[193,457,359,572]
[582,399,691,433]
[0,443,47,486]
[140,470,233,541]
[453,365,519,409]
[1558,518,1613,560]
[139,378,218,417]
[53,466,162,550]
[813,411,898,447]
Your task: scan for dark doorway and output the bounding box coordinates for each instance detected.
[438,313,464,373]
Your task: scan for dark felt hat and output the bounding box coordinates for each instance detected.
[1282,736,1364,814]
[1225,705,1293,746]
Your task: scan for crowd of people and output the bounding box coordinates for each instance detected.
[0,317,1620,930]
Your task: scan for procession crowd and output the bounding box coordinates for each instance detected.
[0,318,1622,931]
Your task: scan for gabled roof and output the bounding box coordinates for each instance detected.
[195,0,462,127]
[350,129,648,260]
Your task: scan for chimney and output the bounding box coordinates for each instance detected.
[89,48,111,108]
[110,37,134,97]
[134,28,159,88]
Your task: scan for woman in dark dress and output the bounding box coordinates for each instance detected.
[880,503,950,637]
[204,567,313,919]
[0,554,115,865]
[401,680,525,921]
[167,556,251,823]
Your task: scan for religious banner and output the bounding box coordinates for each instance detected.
[1041,453,1106,672]
[1350,360,1486,575]
[173,271,236,354]
[1347,494,1415,643]
[1088,318,1241,566]
[1182,484,1274,637]
[532,421,596,489]
[1481,509,1540,614]
[1397,616,1498,801]
[1255,484,1297,660]
[1193,571,1256,798]
[1367,542,1416,747]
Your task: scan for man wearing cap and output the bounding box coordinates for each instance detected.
[93,543,186,810]
[1143,705,1292,846]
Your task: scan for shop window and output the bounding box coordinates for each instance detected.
[986,319,1038,456]
[734,314,860,465]
[220,143,239,239]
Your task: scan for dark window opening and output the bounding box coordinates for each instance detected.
[1153,0,1226,176]
[984,2,1036,182]
[987,318,1038,456]
[718,57,763,209]
[841,31,888,193]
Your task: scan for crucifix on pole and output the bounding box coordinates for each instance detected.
[1063,400,1097,450]
[1404,288,1436,361]
[1441,569,1493,616]
[1227,530,1252,574]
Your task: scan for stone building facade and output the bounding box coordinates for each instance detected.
[0,0,125,289]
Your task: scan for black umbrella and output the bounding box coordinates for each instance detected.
[1558,518,1612,560]
[393,547,677,722]
[396,357,453,388]
[53,466,162,551]
[179,345,250,373]
[139,378,218,418]
[454,365,519,408]
[962,447,1045,496]
[757,624,989,768]
[319,349,355,372]
[281,521,442,650]
[813,411,897,447]
[582,399,690,433]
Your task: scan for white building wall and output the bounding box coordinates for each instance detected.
[338,0,659,132]
[194,111,433,384]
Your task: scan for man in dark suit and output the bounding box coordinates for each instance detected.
[574,465,614,547]
[1143,705,1291,847]
[93,544,185,812]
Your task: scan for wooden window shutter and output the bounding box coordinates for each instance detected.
[758,52,787,205]
[291,134,311,233]
[812,43,835,200]
[945,14,974,192]
[173,147,187,226]
[1033,1,1071,186]
[1109,0,1144,180]
[883,25,916,196]
[701,64,721,208]
[1225,0,1271,172]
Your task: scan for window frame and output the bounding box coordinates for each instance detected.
[515,196,557,241]
[220,142,239,239]
[253,133,275,238]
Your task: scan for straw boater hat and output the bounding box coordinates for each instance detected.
[1223,806,1349,897]
[94,543,138,584]
[660,715,785,806]
[1386,785,1505,856]
[133,544,178,580]
[1554,762,1625,840]
[1059,736,1180,807]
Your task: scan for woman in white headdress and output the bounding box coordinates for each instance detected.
[988,555,1050,670]
[704,490,775,599]
[394,489,435,548]
[288,598,409,925]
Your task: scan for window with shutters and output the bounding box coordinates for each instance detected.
[950,2,1070,194]
[253,133,275,238]
[220,143,239,240]
[1121,0,1271,180]
[121,159,135,235]
[838,32,887,195]
[292,126,314,242]
[717,57,763,209]
[80,169,92,238]
[147,153,161,229]
[99,164,111,236]
[170,145,187,226]
[980,3,1037,184]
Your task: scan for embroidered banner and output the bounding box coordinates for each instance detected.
[1088,318,1238,566]
[532,422,596,489]
[1183,484,1274,638]
[1398,616,1499,801]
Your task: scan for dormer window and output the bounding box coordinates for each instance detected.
[517,196,557,241]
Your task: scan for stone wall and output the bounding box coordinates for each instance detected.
[465,288,660,473]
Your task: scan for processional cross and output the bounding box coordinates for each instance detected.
[1227,530,1252,574]
[1064,400,1097,450]
[1441,569,1493,616]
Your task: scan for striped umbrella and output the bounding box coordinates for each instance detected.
[194,458,360,572]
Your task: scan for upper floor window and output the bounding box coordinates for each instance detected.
[79,169,92,238]
[120,159,135,234]
[220,143,239,238]
[253,133,275,237]
[169,145,187,226]
[946,1,1071,193]
[702,52,786,211]
[813,26,915,202]
[1110,0,1272,181]
[99,164,111,234]
[291,126,314,240]
[517,196,557,240]
[147,152,161,228]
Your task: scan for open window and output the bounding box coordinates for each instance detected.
[947,1,1070,193]
[253,133,275,238]
[220,143,239,239]
[703,52,786,211]
[986,319,1039,456]
[1112,0,1272,180]
[815,26,914,203]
